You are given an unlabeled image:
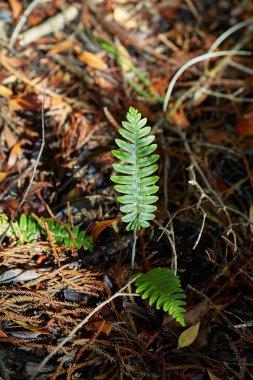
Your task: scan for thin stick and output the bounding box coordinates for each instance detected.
[0,83,46,246]
[10,0,49,50]
[228,60,253,76]
[155,220,177,275]
[29,278,139,380]
[193,207,206,250]
[163,50,251,112]
[199,87,253,103]
[208,17,253,54]
[19,5,79,47]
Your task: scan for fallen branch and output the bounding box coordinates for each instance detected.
[18,5,79,47]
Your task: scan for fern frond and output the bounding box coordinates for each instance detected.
[111,107,159,231]
[0,214,93,251]
[135,268,186,326]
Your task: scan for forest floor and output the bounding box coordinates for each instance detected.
[0,1,253,379]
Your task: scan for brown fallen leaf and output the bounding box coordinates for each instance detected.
[0,329,7,337]
[14,320,54,334]
[91,320,112,336]
[27,181,53,197]
[113,7,137,29]
[171,106,190,129]
[0,172,7,184]
[9,94,41,111]
[47,40,74,56]
[8,0,22,19]
[78,51,107,71]
[7,143,22,171]
[3,125,18,149]
[92,219,120,243]
[163,301,210,327]
[0,84,13,98]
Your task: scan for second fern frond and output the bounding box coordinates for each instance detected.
[135,268,186,326]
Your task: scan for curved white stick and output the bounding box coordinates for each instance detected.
[163,50,251,112]
[208,18,253,54]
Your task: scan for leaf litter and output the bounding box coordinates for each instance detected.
[0,0,253,379]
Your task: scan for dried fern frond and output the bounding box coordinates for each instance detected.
[135,268,186,326]
[111,107,159,231]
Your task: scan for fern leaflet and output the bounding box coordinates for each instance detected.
[0,214,93,251]
[135,268,186,326]
[111,107,159,231]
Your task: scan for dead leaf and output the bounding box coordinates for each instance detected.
[7,143,22,171]
[27,181,53,197]
[0,172,7,184]
[47,40,74,56]
[171,106,190,129]
[1,54,27,68]
[92,219,120,243]
[177,322,200,349]
[78,52,107,71]
[8,0,22,19]
[235,121,253,136]
[91,320,112,336]
[14,320,54,334]
[163,301,210,327]
[3,125,18,149]
[0,329,7,337]
[9,94,41,111]
[0,199,20,215]
[207,369,221,380]
[113,7,137,28]
[0,84,13,98]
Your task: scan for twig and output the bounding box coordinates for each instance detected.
[184,0,201,23]
[0,83,46,246]
[228,60,253,76]
[10,0,49,50]
[18,5,79,47]
[192,206,206,250]
[182,133,238,252]
[154,220,177,275]
[199,87,253,103]
[29,277,139,380]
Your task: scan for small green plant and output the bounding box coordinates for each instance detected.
[111,107,186,326]
[135,268,186,326]
[111,106,159,232]
[0,213,93,251]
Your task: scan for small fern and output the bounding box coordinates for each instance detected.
[111,106,159,231]
[46,220,93,251]
[0,214,93,251]
[135,268,186,326]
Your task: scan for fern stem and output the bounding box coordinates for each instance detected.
[131,225,138,266]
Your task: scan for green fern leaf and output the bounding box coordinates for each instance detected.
[43,221,93,251]
[18,214,40,243]
[111,107,159,231]
[135,268,186,326]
